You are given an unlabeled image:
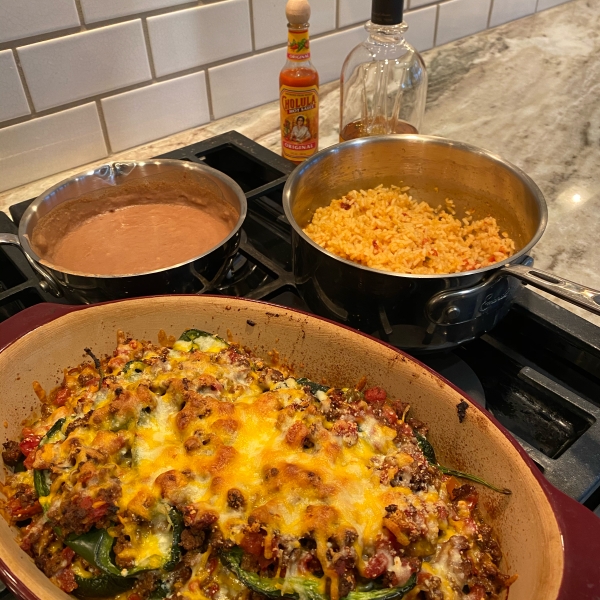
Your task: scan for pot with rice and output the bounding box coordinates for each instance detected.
[283,135,600,352]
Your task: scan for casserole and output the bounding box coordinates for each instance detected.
[0,296,599,600]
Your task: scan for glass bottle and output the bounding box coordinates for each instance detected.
[280,0,319,164]
[339,0,427,141]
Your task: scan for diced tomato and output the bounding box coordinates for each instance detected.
[205,583,219,599]
[23,453,36,470]
[79,496,93,510]
[56,568,77,593]
[206,556,218,575]
[364,553,389,578]
[129,594,142,600]
[61,547,76,565]
[451,484,479,510]
[240,531,264,556]
[381,405,398,425]
[299,553,322,575]
[364,387,387,403]
[7,497,42,520]
[54,387,71,407]
[19,435,41,457]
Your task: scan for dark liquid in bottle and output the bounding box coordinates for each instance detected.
[340,119,418,142]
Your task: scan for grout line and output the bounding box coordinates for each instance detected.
[535,0,540,11]
[73,2,198,31]
[248,0,257,52]
[432,3,440,47]
[335,0,340,29]
[141,18,158,80]
[73,0,88,31]
[204,70,216,121]
[11,49,37,116]
[487,0,495,28]
[95,99,113,154]
[0,27,82,53]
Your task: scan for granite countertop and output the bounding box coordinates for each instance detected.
[1,0,598,326]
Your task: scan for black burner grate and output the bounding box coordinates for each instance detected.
[1,130,599,513]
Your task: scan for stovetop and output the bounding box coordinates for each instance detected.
[1,131,599,524]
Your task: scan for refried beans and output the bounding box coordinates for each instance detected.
[30,175,239,276]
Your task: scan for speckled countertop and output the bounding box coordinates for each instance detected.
[1,0,599,325]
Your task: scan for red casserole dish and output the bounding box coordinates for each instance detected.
[0,296,599,600]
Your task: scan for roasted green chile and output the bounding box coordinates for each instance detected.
[220,548,417,600]
[414,431,511,495]
[62,508,184,598]
[33,418,66,499]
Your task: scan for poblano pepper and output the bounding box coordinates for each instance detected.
[175,329,229,353]
[64,507,183,598]
[296,378,330,395]
[414,431,511,495]
[33,417,66,499]
[122,360,150,376]
[73,572,133,598]
[220,548,417,600]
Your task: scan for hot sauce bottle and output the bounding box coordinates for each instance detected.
[280,0,319,164]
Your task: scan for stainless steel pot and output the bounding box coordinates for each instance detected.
[0,160,247,304]
[283,135,600,352]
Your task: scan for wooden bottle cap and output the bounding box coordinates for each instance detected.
[286,0,310,25]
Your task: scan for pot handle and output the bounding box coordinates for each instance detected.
[502,263,600,316]
[0,233,62,298]
[541,481,600,598]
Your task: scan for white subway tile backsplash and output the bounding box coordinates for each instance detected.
[209,47,284,119]
[436,0,491,46]
[0,0,576,194]
[339,0,371,28]
[537,0,570,10]
[80,0,192,24]
[18,21,151,112]
[0,50,30,123]
[311,26,365,84]
[252,0,336,51]
[490,0,536,27]
[102,73,210,152]
[148,0,252,77]
[0,104,107,193]
[0,0,79,44]
[409,0,438,8]
[405,5,437,52]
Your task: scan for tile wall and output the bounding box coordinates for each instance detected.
[0,0,572,192]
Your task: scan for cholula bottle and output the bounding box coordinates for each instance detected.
[280,0,319,164]
[339,0,427,141]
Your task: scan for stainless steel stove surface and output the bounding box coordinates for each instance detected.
[1,132,599,536]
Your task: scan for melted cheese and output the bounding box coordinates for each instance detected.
[5,334,503,600]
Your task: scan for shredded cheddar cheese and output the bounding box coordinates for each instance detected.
[0,329,514,600]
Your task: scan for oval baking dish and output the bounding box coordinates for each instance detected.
[0,296,599,600]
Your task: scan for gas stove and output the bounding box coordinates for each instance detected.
[1,131,599,529]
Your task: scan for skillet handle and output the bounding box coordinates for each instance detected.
[540,481,600,599]
[503,263,600,316]
[0,233,62,298]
